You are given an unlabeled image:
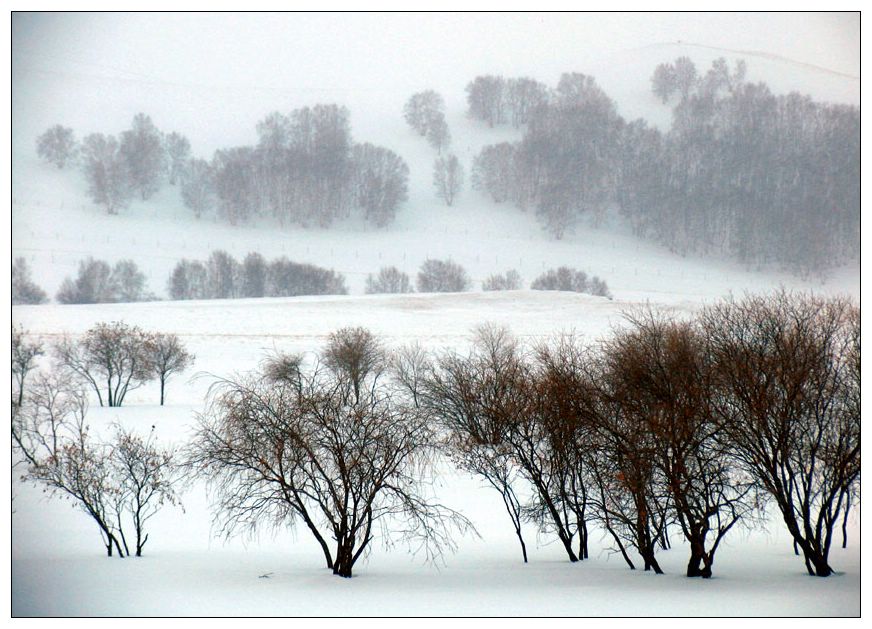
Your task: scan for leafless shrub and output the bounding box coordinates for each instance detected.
[701,291,860,577]
[147,332,195,406]
[54,322,155,407]
[13,373,182,558]
[186,329,474,578]
[12,325,44,408]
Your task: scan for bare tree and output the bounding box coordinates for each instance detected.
[403,90,446,137]
[701,292,860,577]
[421,330,531,562]
[608,312,756,577]
[466,75,506,127]
[186,335,474,578]
[651,63,677,103]
[36,124,77,169]
[111,259,150,302]
[54,322,155,407]
[426,114,451,154]
[111,425,182,556]
[167,259,209,300]
[13,373,180,557]
[433,154,464,206]
[56,257,118,304]
[12,372,124,556]
[350,143,409,227]
[147,333,194,406]
[240,252,268,298]
[206,250,239,299]
[322,326,384,406]
[12,325,44,408]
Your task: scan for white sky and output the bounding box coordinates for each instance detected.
[10,12,860,156]
[12,12,859,90]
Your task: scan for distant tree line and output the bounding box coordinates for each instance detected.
[167,250,348,300]
[37,106,410,229]
[469,60,859,275]
[56,257,154,305]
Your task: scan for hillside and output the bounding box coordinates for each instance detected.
[12,41,860,305]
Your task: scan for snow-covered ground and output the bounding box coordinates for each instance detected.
[11,293,861,616]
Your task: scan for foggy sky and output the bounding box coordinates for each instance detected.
[11,12,859,155]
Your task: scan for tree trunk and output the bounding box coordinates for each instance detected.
[160,377,166,406]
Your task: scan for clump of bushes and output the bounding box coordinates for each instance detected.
[416,259,471,293]
[365,266,414,295]
[56,257,153,304]
[167,250,348,300]
[12,258,48,305]
[482,269,522,291]
[531,266,611,298]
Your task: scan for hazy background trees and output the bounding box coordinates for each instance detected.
[56,257,151,304]
[36,124,77,169]
[81,133,131,214]
[416,259,470,293]
[467,59,857,275]
[12,258,48,305]
[365,266,413,294]
[120,113,166,201]
[166,250,348,300]
[433,154,464,206]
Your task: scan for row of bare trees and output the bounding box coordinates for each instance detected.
[15,322,194,409]
[403,292,858,578]
[12,292,858,578]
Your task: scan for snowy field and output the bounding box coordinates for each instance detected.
[11,292,861,617]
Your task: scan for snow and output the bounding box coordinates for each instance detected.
[10,13,859,617]
[11,293,861,616]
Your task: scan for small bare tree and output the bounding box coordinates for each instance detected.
[13,372,181,557]
[322,326,384,406]
[421,331,531,563]
[111,425,182,556]
[12,372,124,556]
[187,332,474,578]
[147,333,195,406]
[54,322,155,407]
[12,325,44,408]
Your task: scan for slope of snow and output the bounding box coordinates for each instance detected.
[11,293,861,616]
